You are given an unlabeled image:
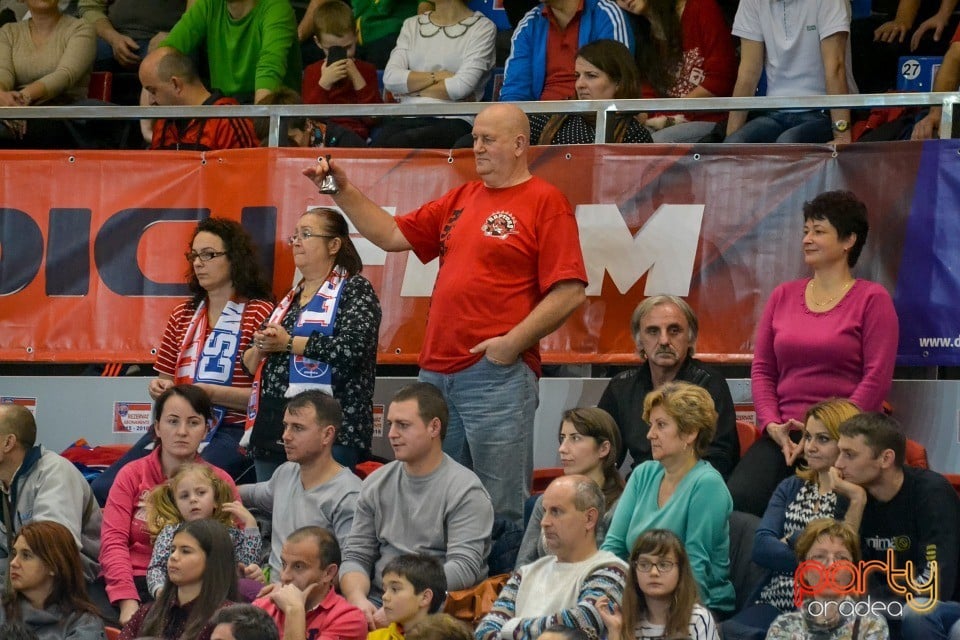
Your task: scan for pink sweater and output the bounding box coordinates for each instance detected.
[99,447,239,604]
[751,278,899,431]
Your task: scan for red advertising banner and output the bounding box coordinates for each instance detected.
[0,143,920,364]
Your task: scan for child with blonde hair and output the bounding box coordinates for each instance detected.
[146,463,262,597]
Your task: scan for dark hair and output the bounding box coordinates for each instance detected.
[153,384,214,425]
[140,519,239,640]
[838,412,905,467]
[313,0,355,37]
[539,626,590,640]
[186,218,273,306]
[559,408,624,507]
[285,390,343,433]
[577,39,641,99]
[642,381,717,459]
[212,604,280,640]
[253,88,307,145]
[287,526,342,568]
[300,208,363,276]
[405,614,472,640]
[627,0,683,96]
[802,190,869,268]
[622,530,703,638]
[156,48,200,84]
[0,404,36,449]
[391,383,448,441]
[3,521,100,622]
[382,554,447,614]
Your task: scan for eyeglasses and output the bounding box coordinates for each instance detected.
[635,560,677,573]
[288,230,337,245]
[185,250,227,263]
[807,553,854,566]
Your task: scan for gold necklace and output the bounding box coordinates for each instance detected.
[808,279,853,307]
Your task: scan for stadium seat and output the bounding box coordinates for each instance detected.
[944,473,960,496]
[88,71,113,102]
[736,420,759,456]
[531,467,563,494]
[354,460,383,479]
[905,439,929,469]
[481,67,504,102]
[728,511,766,610]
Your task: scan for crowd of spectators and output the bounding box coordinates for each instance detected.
[1,0,958,149]
[0,18,958,634]
[0,98,959,640]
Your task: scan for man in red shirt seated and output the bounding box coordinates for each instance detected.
[139,47,259,150]
[253,526,367,640]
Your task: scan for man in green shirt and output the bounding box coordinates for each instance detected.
[162,0,301,103]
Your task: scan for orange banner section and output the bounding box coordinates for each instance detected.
[0,144,919,364]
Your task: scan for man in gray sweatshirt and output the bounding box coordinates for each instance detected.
[240,390,361,581]
[339,382,495,630]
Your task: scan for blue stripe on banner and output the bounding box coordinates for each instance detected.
[894,139,960,365]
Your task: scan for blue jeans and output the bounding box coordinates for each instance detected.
[93,36,152,70]
[419,357,538,527]
[902,600,960,640]
[725,110,833,143]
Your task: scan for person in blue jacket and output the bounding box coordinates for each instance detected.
[500,0,633,102]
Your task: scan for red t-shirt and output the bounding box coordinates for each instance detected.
[254,587,367,640]
[396,176,587,376]
[541,2,584,101]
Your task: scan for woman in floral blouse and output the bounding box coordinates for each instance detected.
[243,208,381,479]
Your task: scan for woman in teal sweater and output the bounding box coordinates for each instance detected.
[601,381,735,615]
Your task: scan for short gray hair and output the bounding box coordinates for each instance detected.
[569,476,606,518]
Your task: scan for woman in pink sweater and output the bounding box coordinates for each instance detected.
[727,190,899,517]
[99,384,239,626]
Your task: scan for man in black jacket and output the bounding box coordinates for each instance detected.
[597,295,739,478]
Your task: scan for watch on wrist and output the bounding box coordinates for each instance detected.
[832,119,849,133]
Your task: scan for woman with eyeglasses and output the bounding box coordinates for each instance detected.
[765,519,888,640]
[243,208,382,480]
[91,218,274,505]
[600,381,735,616]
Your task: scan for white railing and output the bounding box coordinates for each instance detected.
[1,92,957,146]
